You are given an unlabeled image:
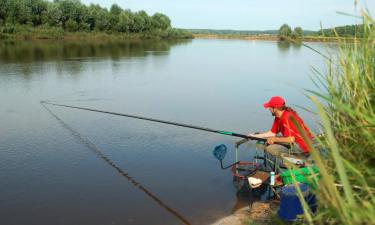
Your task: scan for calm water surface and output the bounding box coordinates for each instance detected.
[0,39,335,225]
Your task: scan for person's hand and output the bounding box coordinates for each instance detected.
[248,132,260,138]
[266,136,277,144]
[248,133,255,138]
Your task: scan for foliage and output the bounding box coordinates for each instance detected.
[293,27,303,38]
[164,28,193,39]
[0,0,187,39]
[293,12,375,225]
[278,24,292,39]
[0,23,64,39]
[0,0,7,24]
[152,13,171,30]
[110,4,122,16]
[65,18,79,32]
[278,24,306,40]
[318,24,365,37]
[117,10,133,33]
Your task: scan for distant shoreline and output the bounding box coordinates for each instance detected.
[0,30,354,43]
[193,34,355,42]
[193,34,279,41]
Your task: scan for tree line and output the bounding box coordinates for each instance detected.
[278,23,367,39]
[0,0,178,34]
[318,24,366,37]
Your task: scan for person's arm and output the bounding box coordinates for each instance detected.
[266,136,295,144]
[249,131,294,144]
[249,117,278,138]
[248,130,276,138]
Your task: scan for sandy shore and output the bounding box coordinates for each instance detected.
[193,34,279,41]
[193,34,349,42]
[210,201,278,225]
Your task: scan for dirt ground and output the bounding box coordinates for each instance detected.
[211,201,279,225]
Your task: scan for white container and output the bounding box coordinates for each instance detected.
[270,171,275,185]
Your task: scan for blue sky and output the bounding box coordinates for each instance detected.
[81,0,374,30]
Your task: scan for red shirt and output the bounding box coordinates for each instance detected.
[271,110,312,153]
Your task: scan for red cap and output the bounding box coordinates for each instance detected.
[263,96,285,108]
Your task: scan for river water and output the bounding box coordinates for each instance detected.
[0,39,334,225]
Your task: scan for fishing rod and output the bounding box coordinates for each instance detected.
[41,101,290,147]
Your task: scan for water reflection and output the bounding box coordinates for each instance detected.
[42,102,191,225]
[292,41,302,49]
[277,40,302,52]
[0,39,191,64]
[0,39,191,77]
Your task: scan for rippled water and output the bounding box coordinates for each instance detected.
[0,39,335,225]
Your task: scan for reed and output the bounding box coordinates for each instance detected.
[293,10,375,225]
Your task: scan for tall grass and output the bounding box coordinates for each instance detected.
[295,10,375,225]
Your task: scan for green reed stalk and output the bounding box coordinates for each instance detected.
[290,10,375,225]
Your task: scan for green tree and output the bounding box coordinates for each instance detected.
[117,10,134,32]
[110,4,122,16]
[86,4,98,30]
[44,3,62,26]
[151,13,171,30]
[94,9,110,31]
[0,0,187,38]
[294,26,303,38]
[278,23,292,40]
[7,0,32,24]
[108,4,122,31]
[29,0,48,26]
[65,18,78,32]
[131,11,145,32]
[87,4,110,31]
[318,24,365,37]
[135,10,151,32]
[78,6,90,31]
[0,0,9,24]
[57,0,85,27]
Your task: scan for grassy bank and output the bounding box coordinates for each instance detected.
[0,25,193,41]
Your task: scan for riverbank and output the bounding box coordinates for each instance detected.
[193,33,356,42]
[211,202,280,225]
[193,34,278,41]
[0,26,353,42]
[0,25,193,41]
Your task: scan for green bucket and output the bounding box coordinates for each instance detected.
[281,166,320,188]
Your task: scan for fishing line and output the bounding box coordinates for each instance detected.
[41,102,191,225]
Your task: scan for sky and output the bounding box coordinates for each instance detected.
[81,0,375,30]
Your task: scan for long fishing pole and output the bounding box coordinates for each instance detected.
[41,101,284,143]
[41,102,191,225]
